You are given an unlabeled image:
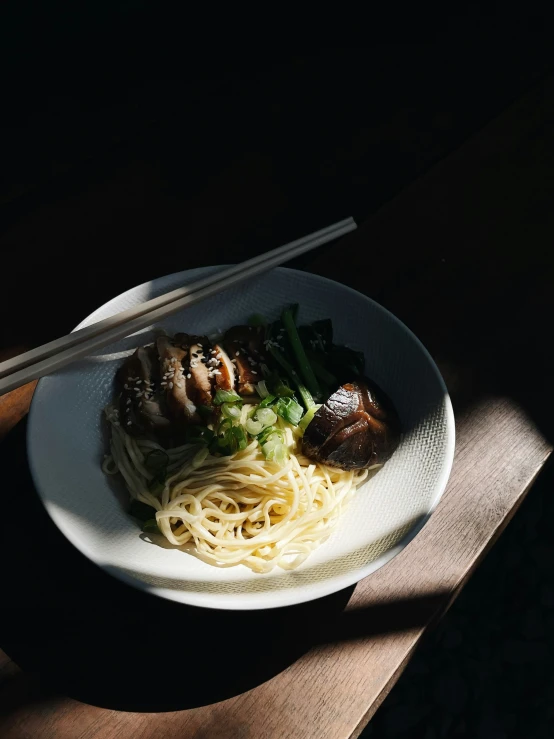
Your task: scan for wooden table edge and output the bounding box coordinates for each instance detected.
[350,454,551,738]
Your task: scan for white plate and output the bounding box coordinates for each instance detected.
[27,267,455,610]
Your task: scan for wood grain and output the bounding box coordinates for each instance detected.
[2,76,554,738]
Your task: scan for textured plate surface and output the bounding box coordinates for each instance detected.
[27,267,455,610]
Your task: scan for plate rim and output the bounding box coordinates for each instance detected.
[27,266,456,610]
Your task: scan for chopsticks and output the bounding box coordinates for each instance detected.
[0,217,356,396]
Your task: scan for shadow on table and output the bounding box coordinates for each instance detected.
[0,420,450,714]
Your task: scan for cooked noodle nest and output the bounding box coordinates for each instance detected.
[103,405,371,572]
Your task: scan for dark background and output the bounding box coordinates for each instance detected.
[1,6,554,738]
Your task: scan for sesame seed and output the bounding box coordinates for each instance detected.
[124,384,129,390]
[126,398,131,405]
[127,421,132,426]
[201,358,208,364]
[235,351,240,357]
[161,381,167,387]
[168,382,173,389]
[251,370,258,375]
[135,379,142,385]
[187,373,191,379]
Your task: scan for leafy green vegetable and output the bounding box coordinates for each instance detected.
[281,306,321,399]
[306,352,337,386]
[129,499,157,522]
[185,425,214,445]
[221,403,242,420]
[256,407,278,427]
[273,396,303,426]
[263,368,295,398]
[257,425,283,445]
[258,394,277,408]
[142,519,161,534]
[211,422,248,455]
[329,345,365,382]
[245,418,264,435]
[232,425,248,451]
[213,388,243,405]
[298,404,321,433]
[267,345,315,410]
[312,319,333,349]
[261,431,288,464]
[256,379,270,398]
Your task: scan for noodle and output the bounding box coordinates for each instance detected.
[103,406,369,572]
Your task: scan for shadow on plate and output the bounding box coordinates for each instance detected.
[0,420,451,714]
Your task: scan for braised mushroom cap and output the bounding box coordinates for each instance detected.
[302,379,401,470]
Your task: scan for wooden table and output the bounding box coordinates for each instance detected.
[2,77,554,739]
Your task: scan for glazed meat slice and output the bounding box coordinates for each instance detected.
[223,325,265,395]
[210,343,236,392]
[117,346,171,434]
[156,336,198,422]
[187,337,213,406]
[302,379,401,470]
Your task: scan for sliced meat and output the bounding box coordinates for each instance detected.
[302,378,401,470]
[187,338,213,406]
[224,325,265,395]
[117,346,171,435]
[211,343,235,392]
[156,336,198,422]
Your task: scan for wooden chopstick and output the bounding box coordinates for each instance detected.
[0,218,356,396]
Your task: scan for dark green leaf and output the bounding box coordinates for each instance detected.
[265,369,295,398]
[281,306,321,399]
[306,352,337,385]
[129,499,157,522]
[312,319,333,349]
[185,425,214,444]
[329,345,365,381]
[142,518,161,534]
